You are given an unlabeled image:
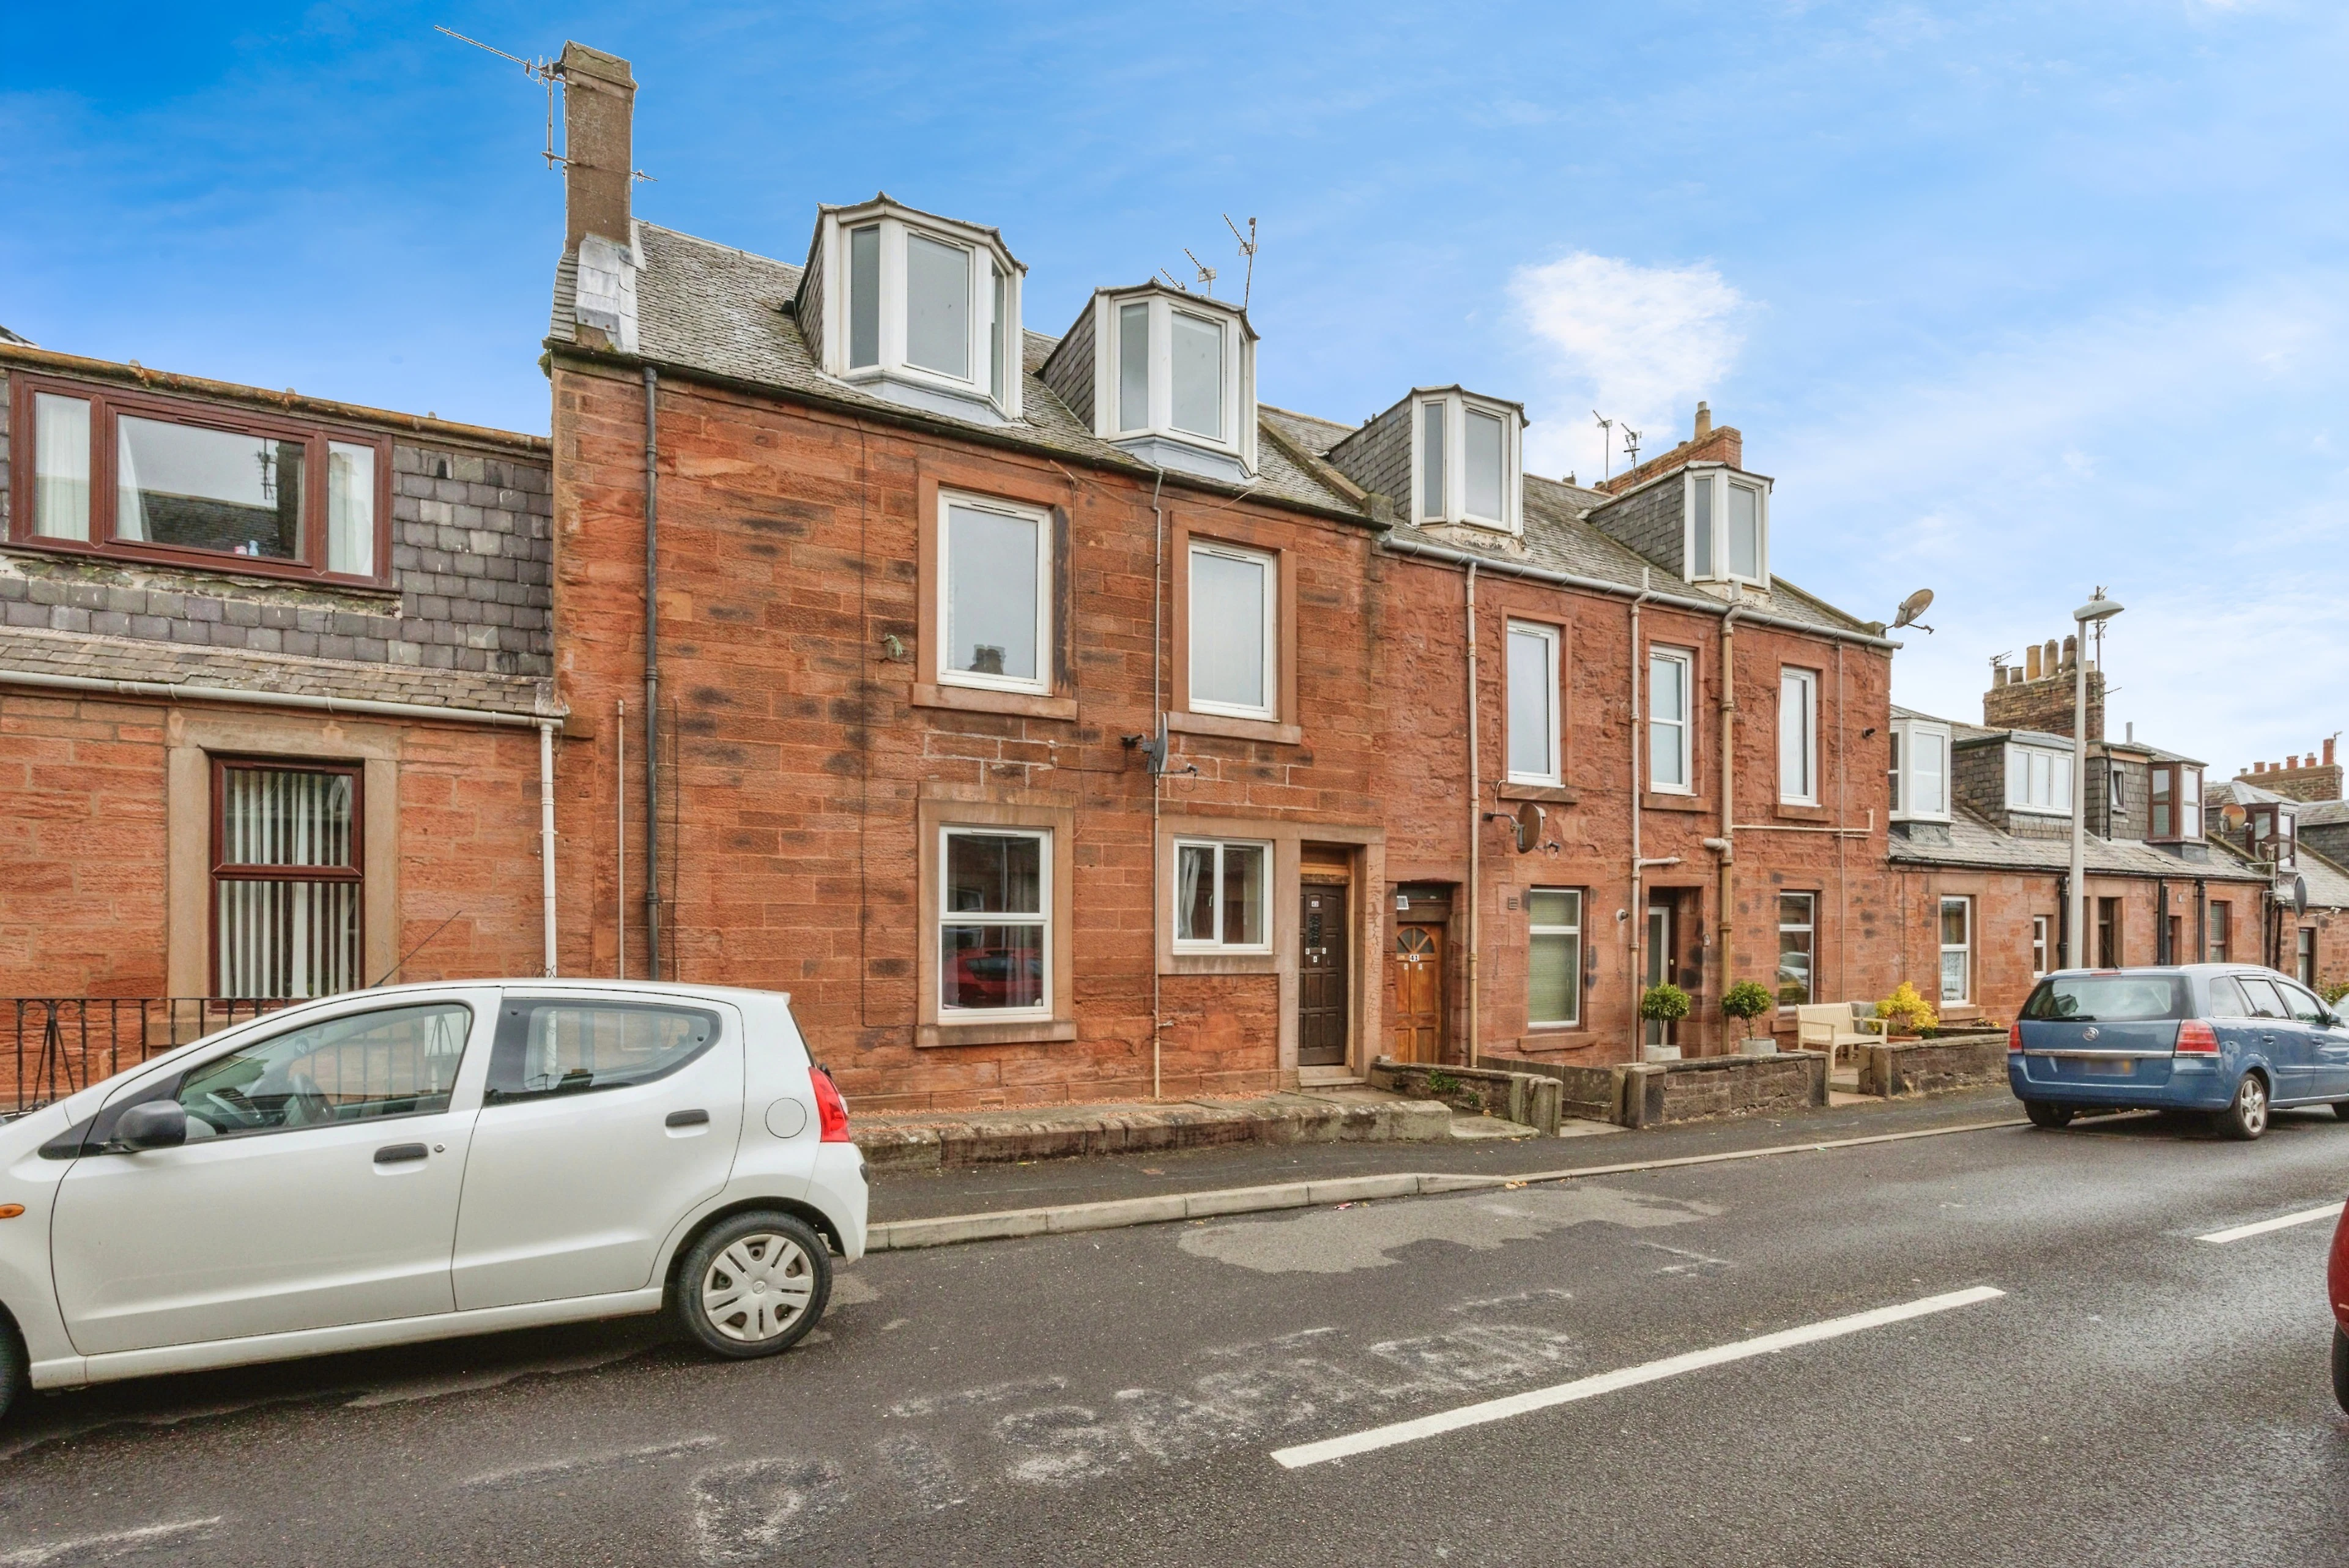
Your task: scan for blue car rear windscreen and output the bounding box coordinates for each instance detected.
[2021,975,2191,1022]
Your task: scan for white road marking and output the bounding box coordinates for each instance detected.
[1270,1285,2006,1469]
[0,1517,223,1567]
[2195,1203,2343,1245]
[462,1435,724,1490]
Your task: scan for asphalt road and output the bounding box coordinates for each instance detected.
[5,1102,2347,1567]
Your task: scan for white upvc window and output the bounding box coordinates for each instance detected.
[2032,914,2051,979]
[1889,718,1951,822]
[938,827,1051,1019]
[1939,896,1972,1004]
[1099,288,1255,466]
[1506,620,1562,785]
[1778,667,1818,804]
[1648,648,1693,793]
[936,491,1051,696]
[1526,888,1584,1028]
[820,201,1023,419]
[2005,744,2074,816]
[1173,839,1271,953]
[1684,468,1768,586]
[1411,389,1522,533]
[1189,541,1277,719]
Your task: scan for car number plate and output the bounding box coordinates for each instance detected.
[2082,1057,2136,1076]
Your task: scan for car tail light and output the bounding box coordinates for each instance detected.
[2008,1022,2023,1053]
[2175,1019,2220,1054]
[811,1065,852,1142]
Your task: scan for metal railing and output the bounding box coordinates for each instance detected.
[5,998,294,1118]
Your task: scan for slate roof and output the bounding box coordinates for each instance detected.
[2301,798,2349,828]
[2202,827,2349,911]
[0,627,554,719]
[1888,804,2268,882]
[551,226,1877,637]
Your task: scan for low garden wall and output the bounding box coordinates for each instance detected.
[1368,1058,1565,1135]
[1619,1050,1828,1128]
[1855,1031,2009,1098]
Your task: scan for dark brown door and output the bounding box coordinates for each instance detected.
[1298,885,1349,1067]
[1389,924,1445,1063]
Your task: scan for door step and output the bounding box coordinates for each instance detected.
[1296,1068,1364,1088]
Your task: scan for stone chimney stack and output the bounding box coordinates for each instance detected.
[1984,629,2103,740]
[561,42,636,253]
[2237,734,2344,803]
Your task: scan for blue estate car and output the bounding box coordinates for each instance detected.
[2011,965,2349,1140]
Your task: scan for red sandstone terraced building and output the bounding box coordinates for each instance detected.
[536,45,1909,1113]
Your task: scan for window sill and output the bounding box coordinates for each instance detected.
[1515,1031,1602,1052]
[1499,782,1578,806]
[1168,710,1302,746]
[1165,951,1278,976]
[3,535,397,596]
[916,1018,1079,1049]
[1775,801,1828,822]
[911,683,1077,721]
[1641,792,1710,814]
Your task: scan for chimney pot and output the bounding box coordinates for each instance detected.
[1694,401,1712,440]
[2025,645,2042,682]
[2061,634,2077,671]
[2326,737,2337,765]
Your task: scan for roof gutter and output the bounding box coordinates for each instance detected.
[0,669,560,730]
[1378,532,1901,652]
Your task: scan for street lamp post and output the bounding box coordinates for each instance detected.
[2068,591,2123,970]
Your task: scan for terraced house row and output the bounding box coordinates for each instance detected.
[3,42,2341,1115]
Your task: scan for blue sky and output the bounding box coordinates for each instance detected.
[6,2,2345,778]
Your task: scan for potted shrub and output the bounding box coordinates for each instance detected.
[1723,981,1776,1054]
[1876,981,1939,1041]
[1640,983,1691,1061]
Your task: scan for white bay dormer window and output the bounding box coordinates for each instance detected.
[1889,716,1952,823]
[1411,388,1523,533]
[803,197,1024,425]
[1685,466,1769,587]
[1052,284,1255,484]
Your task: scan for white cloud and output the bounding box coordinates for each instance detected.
[1508,252,1747,480]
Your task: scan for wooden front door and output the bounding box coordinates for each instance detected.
[1298,885,1349,1068]
[1389,923,1445,1063]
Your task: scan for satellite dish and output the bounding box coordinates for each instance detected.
[2294,875,2309,916]
[1512,801,1545,855]
[1891,589,1936,633]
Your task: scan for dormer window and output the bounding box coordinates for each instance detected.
[2005,743,2074,816]
[1890,717,1951,822]
[2148,762,2202,842]
[1686,467,1768,586]
[2247,802,2298,869]
[1038,284,1257,483]
[1411,389,1521,533]
[804,197,1024,425]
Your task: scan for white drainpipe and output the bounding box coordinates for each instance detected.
[540,719,558,978]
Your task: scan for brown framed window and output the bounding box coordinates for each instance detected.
[213,759,364,999]
[2148,762,2202,841]
[2208,901,2231,962]
[8,373,393,586]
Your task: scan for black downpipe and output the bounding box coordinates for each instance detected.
[642,365,662,981]
[2194,878,2208,965]
[2154,877,2168,964]
[2055,872,2069,967]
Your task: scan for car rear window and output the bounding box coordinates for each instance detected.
[2021,975,2191,1022]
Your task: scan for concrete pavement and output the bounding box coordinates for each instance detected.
[4,1098,2346,1566]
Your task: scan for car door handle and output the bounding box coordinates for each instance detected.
[666,1109,710,1129]
[374,1142,429,1165]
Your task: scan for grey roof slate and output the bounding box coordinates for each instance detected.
[1888,804,2268,882]
[551,227,1878,636]
[2301,798,2349,827]
[0,627,554,719]
[2202,828,2349,911]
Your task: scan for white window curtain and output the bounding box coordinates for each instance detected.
[1779,670,1816,802]
[1507,623,1557,782]
[327,442,374,576]
[33,393,92,540]
[1649,651,1690,790]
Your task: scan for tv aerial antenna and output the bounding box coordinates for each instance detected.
[1182,247,1219,296]
[1620,424,1642,468]
[1592,412,1613,478]
[1224,214,1258,310]
[434,25,657,184]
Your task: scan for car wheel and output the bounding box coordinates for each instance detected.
[2218,1073,2269,1142]
[2024,1101,2075,1130]
[2336,1327,2349,1416]
[0,1317,24,1427]
[674,1212,831,1360]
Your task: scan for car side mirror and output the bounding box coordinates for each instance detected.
[114,1099,187,1151]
